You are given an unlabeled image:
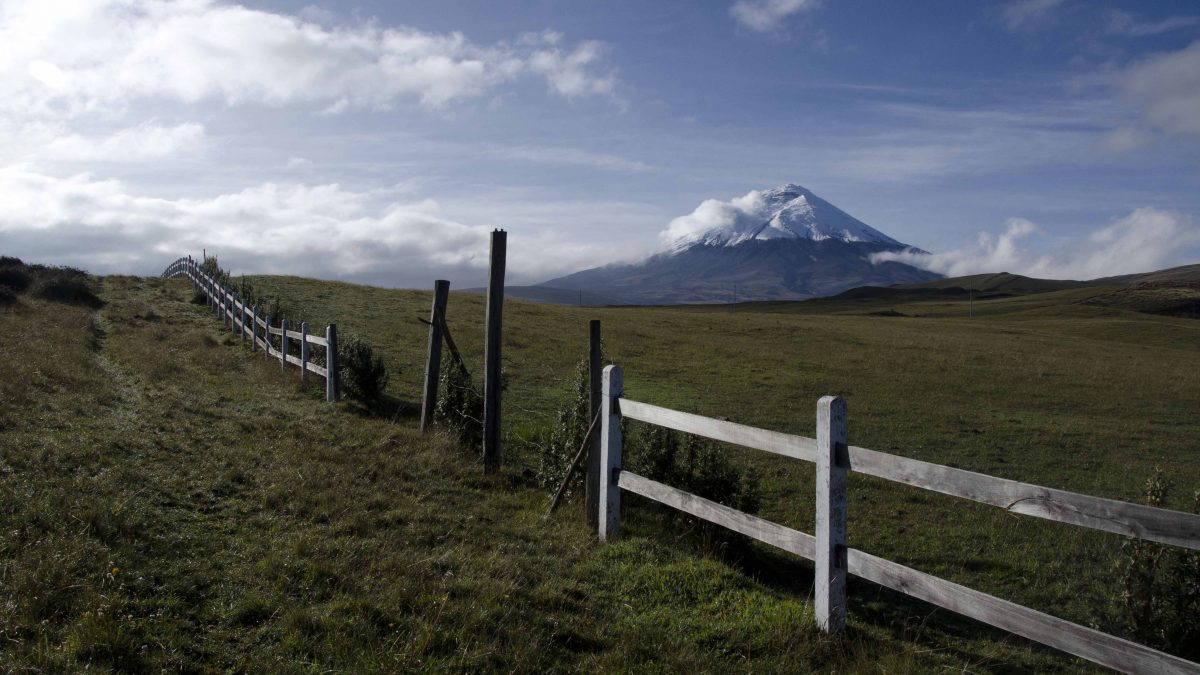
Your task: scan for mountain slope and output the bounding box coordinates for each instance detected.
[540,184,938,304]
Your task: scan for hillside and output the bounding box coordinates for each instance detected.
[3,263,1199,670]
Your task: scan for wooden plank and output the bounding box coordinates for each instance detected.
[483,229,506,473]
[285,329,304,340]
[619,398,818,463]
[599,365,623,541]
[620,396,1200,550]
[307,362,327,378]
[285,353,302,367]
[305,334,328,347]
[845,445,1200,551]
[280,318,288,371]
[255,335,269,352]
[815,396,848,633]
[846,548,1199,674]
[619,471,816,560]
[267,326,283,336]
[421,279,450,433]
[255,315,267,329]
[586,319,602,528]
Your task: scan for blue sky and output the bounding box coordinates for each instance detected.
[1,0,1198,286]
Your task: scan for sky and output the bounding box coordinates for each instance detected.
[1,0,1198,287]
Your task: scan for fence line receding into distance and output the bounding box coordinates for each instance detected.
[162,256,340,402]
[597,364,1200,675]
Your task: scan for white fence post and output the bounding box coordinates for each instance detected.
[280,318,288,370]
[325,324,339,403]
[238,296,245,344]
[230,294,238,336]
[816,395,848,633]
[599,364,623,541]
[300,321,309,383]
[251,305,258,353]
[264,316,272,358]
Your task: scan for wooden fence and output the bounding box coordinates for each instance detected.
[596,364,1200,674]
[161,256,340,402]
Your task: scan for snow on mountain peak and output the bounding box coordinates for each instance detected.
[662,183,903,253]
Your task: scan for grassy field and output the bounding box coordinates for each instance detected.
[2,267,1197,671]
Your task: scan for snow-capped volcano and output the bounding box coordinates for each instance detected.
[665,183,902,253]
[538,183,938,304]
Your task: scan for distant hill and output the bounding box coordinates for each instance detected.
[461,285,622,306]
[536,184,940,304]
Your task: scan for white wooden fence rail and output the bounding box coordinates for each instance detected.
[600,364,1200,675]
[161,255,340,402]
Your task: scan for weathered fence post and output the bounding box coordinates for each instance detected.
[231,294,239,336]
[421,279,451,432]
[482,229,506,473]
[585,319,602,527]
[299,322,309,382]
[598,364,623,541]
[326,324,339,403]
[264,316,272,358]
[251,306,259,352]
[816,395,848,633]
[238,297,246,344]
[280,318,288,370]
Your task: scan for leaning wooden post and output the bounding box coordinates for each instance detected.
[585,319,603,527]
[420,280,451,432]
[815,395,848,634]
[598,364,623,541]
[482,230,506,473]
[264,316,272,358]
[325,324,340,402]
[300,321,310,382]
[251,305,258,352]
[280,318,288,370]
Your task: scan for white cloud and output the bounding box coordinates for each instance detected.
[1103,10,1200,38]
[871,208,1200,279]
[43,122,205,162]
[999,0,1065,33]
[0,166,626,286]
[0,0,620,121]
[494,145,652,172]
[1118,40,1200,138]
[730,0,819,32]
[660,190,769,244]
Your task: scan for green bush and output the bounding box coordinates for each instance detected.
[435,361,483,448]
[32,270,103,308]
[0,267,31,292]
[1093,469,1200,659]
[625,423,762,515]
[532,357,597,494]
[337,334,389,407]
[0,285,19,307]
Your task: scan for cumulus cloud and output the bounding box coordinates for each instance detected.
[1118,40,1200,138]
[999,0,1065,33]
[43,122,205,162]
[0,167,613,286]
[871,208,1200,279]
[1103,10,1199,38]
[730,0,819,32]
[0,0,620,120]
[660,190,769,244]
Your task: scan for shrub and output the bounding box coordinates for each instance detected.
[33,271,103,308]
[0,285,19,307]
[337,334,389,407]
[625,423,762,515]
[435,361,483,449]
[532,357,597,493]
[0,255,24,268]
[0,267,31,292]
[1093,469,1200,659]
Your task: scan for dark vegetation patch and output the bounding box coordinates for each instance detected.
[0,256,103,308]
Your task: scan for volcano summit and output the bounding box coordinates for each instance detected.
[538,184,940,304]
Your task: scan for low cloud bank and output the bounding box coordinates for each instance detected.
[0,167,608,287]
[871,208,1200,279]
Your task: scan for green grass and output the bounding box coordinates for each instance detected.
[2,270,1197,671]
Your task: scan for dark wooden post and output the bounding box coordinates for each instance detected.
[280,318,288,370]
[326,324,340,403]
[585,319,602,526]
[598,364,623,541]
[421,280,451,432]
[482,229,506,473]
